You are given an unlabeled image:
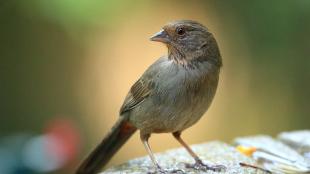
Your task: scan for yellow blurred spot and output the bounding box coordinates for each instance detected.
[236,145,257,156]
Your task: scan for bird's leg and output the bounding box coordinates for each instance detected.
[141,133,161,170]
[172,132,226,172]
[141,133,184,174]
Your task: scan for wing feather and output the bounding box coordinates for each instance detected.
[119,78,152,114]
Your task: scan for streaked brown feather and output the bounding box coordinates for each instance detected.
[120,78,152,114]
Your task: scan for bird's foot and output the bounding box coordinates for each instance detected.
[147,167,185,174]
[185,159,226,172]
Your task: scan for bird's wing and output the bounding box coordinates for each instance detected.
[119,56,168,115]
[119,78,153,115]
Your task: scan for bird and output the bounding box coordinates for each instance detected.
[76,20,224,174]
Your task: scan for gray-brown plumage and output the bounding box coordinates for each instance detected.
[76,20,224,174]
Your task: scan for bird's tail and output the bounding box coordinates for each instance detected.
[76,115,137,174]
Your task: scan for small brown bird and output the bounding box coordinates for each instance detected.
[76,20,224,174]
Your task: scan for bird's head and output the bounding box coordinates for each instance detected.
[150,20,221,66]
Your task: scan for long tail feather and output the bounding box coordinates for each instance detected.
[76,116,137,174]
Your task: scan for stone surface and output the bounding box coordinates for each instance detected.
[100,130,310,174]
[235,135,310,173]
[101,141,263,174]
[278,130,310,156]
[235,135,307,163]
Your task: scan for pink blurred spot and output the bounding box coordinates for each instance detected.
[45,118,80,164]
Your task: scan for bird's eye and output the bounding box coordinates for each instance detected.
[176,27,185,35]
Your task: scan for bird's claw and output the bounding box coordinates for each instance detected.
[185,160,226,172]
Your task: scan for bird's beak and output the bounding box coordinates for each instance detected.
[150,29,170,43]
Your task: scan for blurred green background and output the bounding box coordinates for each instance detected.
[1,0,309,173]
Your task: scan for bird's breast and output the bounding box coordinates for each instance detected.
[129,60,220,133]
[150,62,220,131]
[153,61,219,105]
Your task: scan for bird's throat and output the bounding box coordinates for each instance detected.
[167,46,190,66]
